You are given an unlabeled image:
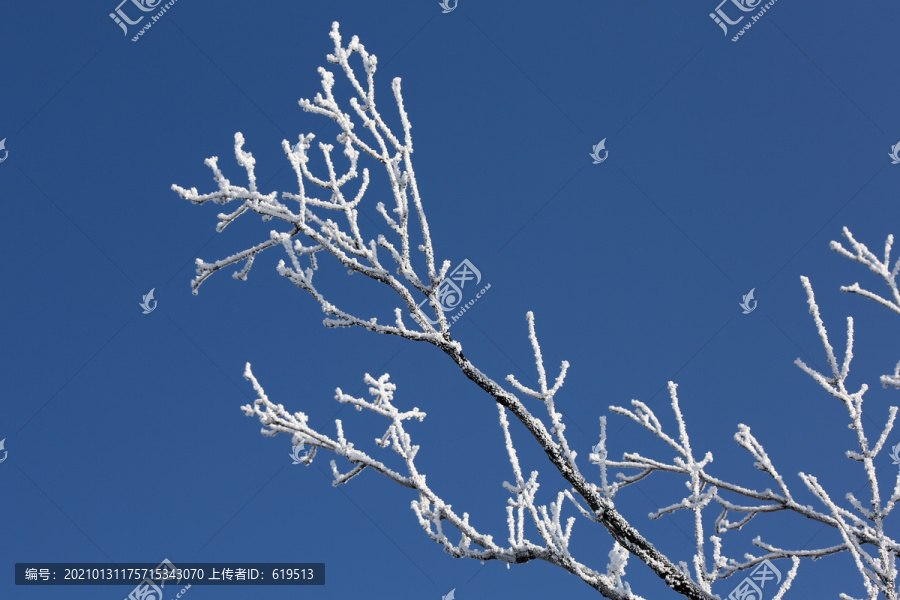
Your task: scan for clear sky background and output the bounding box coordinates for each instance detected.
[2,1,900,599]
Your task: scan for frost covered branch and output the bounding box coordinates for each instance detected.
[176,20,719,600]
[177,19,900,592]
[592,230,900,599]
[831,227,900,390]
[172,21,454,341]
[170,20,900,600]
[241,361,644,599]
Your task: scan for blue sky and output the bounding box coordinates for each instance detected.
[2,1,900,598]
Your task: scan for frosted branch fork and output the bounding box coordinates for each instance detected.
[592,231,900,599]
[241,360,642,600]
[172,21,454,340]
[831,227,900,390]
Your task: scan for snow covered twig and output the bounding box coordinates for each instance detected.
[592,230,900,599]
[242,360,644,599]
[172,21,454,341]
[831,227,900,389]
